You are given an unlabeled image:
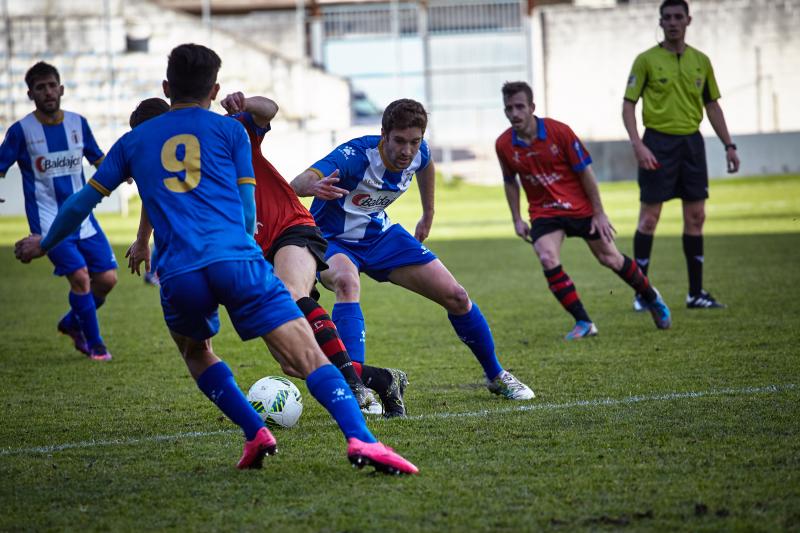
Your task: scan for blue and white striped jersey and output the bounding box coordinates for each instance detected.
[308,135,431,243]
[0,111,104,239]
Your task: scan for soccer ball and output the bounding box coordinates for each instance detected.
[247,376,303,428]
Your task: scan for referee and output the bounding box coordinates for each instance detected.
[622,0,739,310]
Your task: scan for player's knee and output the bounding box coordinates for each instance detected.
[684,211,705,231]
[536,251,559,270]
[638,215,659,233]
[67,268,91,293]
[444,283,470,314]
[94,269,118,293]
[332,271,361,300]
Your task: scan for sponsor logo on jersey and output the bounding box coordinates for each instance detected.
[523,172,562,187]
[351,193,394,209]
[542,200,573,210]
[33,149,84,178]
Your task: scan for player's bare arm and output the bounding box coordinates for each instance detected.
[291,168,348,200]
[705,100,740,174]
[622,100,659,170]
[220,91,278,128]
[414,160,435,242]
[126,206,154,276]
[499,159,530,242]
[577,166,616,243]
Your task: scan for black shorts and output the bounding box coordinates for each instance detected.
[264,224,329,273]
[639,129,709,203]
[529,216,601,243]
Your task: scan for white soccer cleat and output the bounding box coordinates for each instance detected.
[487,370,535,400]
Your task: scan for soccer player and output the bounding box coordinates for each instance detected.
[126,97,169,289]
[623,0,740,310]
[0,61,116,361]
[15,44,417,475]
[126,92,406,418]
[496,81,672,339]
[291,98,534,401]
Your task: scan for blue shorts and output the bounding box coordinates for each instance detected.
[47,227,118,277]
[159,259,303,341]
[325,224,437,282]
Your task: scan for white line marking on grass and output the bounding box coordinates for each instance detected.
[0,383,795,457]
[402,383,797,421]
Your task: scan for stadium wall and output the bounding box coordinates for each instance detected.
[0,0,353,215]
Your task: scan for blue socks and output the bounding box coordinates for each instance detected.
[68,291,103,348]
[197,362,263,441]
[331,302,366,363]
[306,364,376,443]
[61,293,105,332]
[448,302,503,381]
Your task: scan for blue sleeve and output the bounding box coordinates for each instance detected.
[239,112,271,139]
[0,123,24,175]
[41,185,104,251]
[231,122,256,182]
[310,140,368,189]
[238,183,256,236]
[418,140,432,171]
[89,136,130,195]
[81,116,105,165]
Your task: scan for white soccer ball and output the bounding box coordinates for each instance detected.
[247,376,303,429]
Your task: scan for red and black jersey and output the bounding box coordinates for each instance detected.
[233,113,316,254]
[496,117,594,220]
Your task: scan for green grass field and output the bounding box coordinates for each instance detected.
[1,175,799,531]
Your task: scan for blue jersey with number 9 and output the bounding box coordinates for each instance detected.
[88,105,261,282]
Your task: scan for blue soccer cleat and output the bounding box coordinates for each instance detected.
[645,289,672,329]
[565,320,598,340]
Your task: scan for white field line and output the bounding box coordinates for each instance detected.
[1,383,795,458]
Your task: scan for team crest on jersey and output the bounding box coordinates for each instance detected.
[71,129,79,144]
[513,150,521,163]
[550,144,559,156]
[695,78,703,89]
[338,146,356,159]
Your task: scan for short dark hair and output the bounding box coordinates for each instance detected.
[25,62,60,89]
[659,0,689,16]
[501,81,533,104]
[166,43,222,102]
[381,99,428,134]
[130,98,170,128]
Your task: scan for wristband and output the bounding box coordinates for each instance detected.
[724,143,737,151]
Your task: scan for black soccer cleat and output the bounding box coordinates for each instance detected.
[378,369,408,419]
[686,290,726,309]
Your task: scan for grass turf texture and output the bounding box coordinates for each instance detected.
[0,175,798,531]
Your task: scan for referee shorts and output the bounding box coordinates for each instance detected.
[639,128,709,203]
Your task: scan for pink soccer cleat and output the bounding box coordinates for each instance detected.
[89,344,112,362]
[57,320,89,355]
[236,427,278,469]
[347,438,419,475]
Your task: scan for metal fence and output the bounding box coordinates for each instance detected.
[322,0,523,38]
